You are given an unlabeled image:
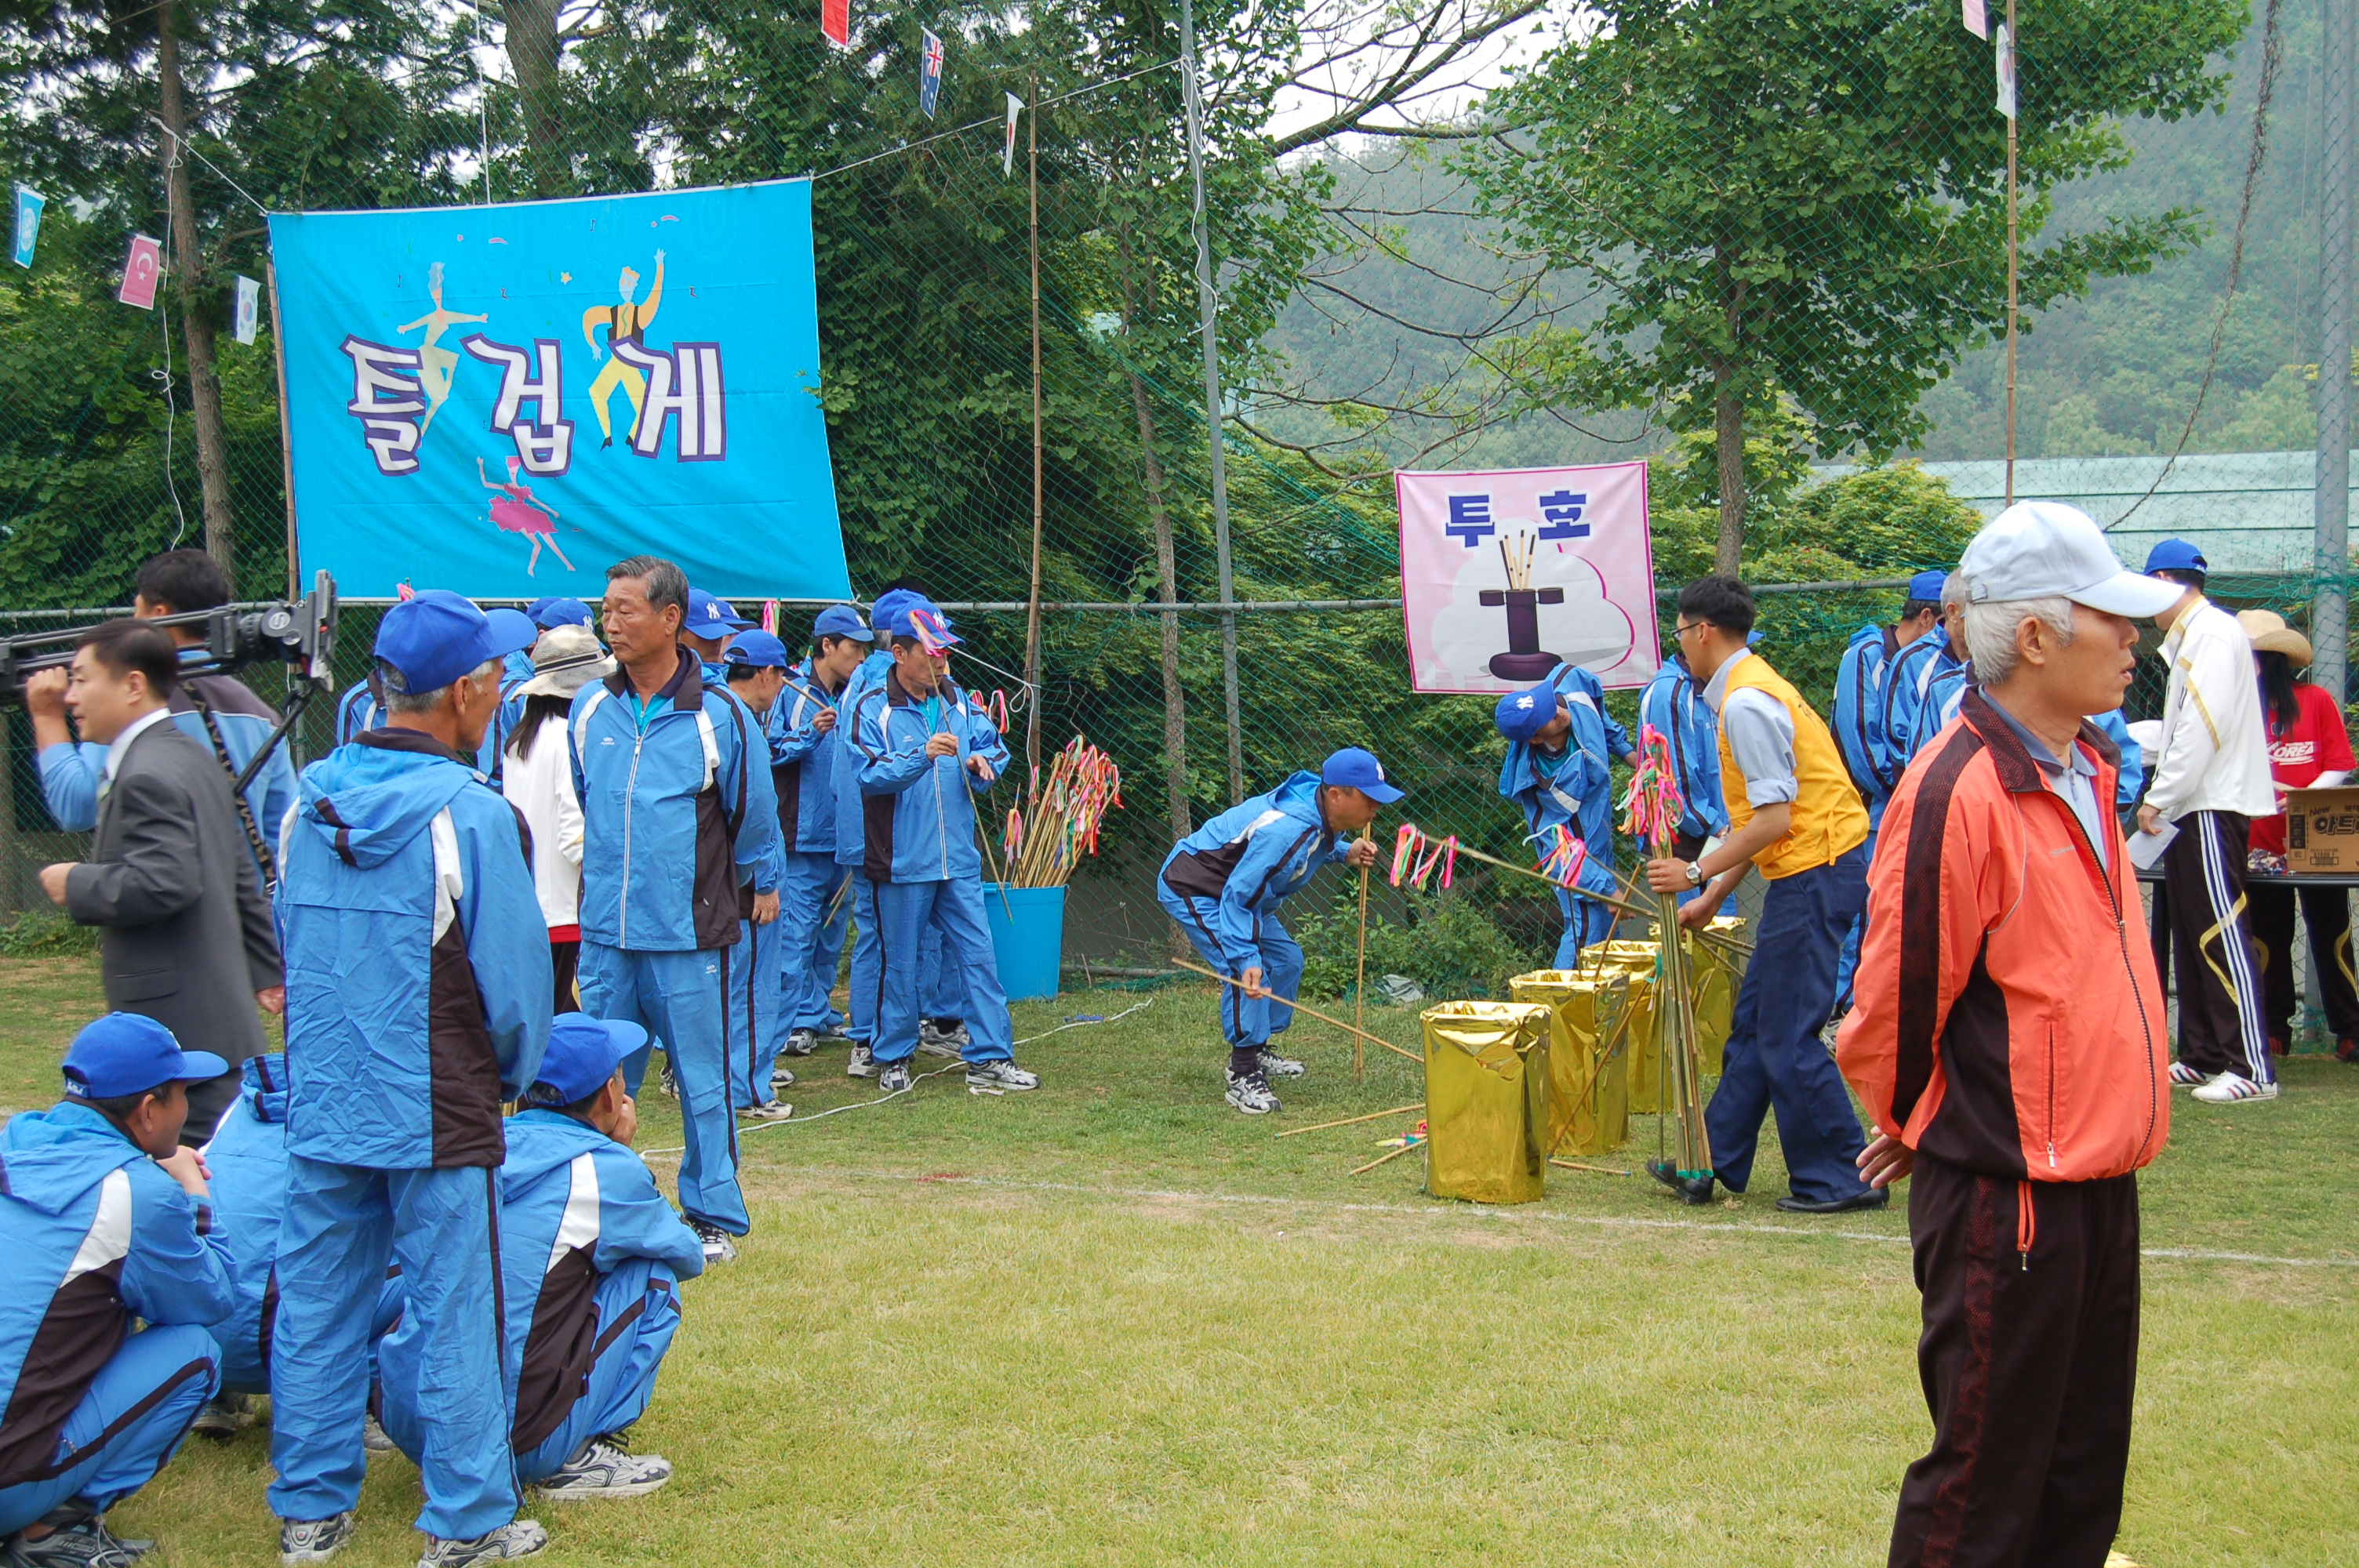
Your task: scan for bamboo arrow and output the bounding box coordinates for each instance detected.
[1169,959,1422,1064]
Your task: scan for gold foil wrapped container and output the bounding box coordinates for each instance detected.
[1420,1000,1552,1205]
[1590,939,1663,1111]
[1507,970,1631,1156]
[1646,916,1750,1078]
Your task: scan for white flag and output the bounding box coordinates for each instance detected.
[1994,21,2016,119]
[1961,0,1986,39]
[233,274,260,345]
[1004,92,1023,177]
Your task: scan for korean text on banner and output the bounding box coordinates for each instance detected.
[267,180,850,601]
[1394,460,1659,694]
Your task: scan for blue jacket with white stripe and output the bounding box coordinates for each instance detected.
[849,669,1009,884]
[1833,623,1900,827]
[1158,771,1351,971]
[1496,660,1627,900]
[771,659,852,855]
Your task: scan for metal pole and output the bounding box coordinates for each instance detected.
[268,259,299,604]
[1024,72,1046,779]
[1179,0,1245,804]
[2004,0,2019,508]
[2317,0,2353,702]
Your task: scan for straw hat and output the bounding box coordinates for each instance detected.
[2236,608,2313,666]
[516,624,616,697]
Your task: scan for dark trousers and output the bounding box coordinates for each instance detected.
[1703,845,1870,1203]
[551,938,580,1016]
[1889,1155,2140,1568]
[2159,811,2273,1082]
[2246,882,2359,1047]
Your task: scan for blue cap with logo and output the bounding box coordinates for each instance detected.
[63,1012,228,1100]
[812,604,871,641]
[682,589,753,639]
[529,1013,650,1105]
[1494,683,1565,744]
[373,591,538,695]
[2143,539,2208,575]
[884,597,963,648]
[525,597,593,630]
[1321,746,1405,804]
[723,630,791,670]
[1906,569,1949,602]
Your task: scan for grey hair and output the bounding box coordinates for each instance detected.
[1941,571,1968,611]
[1962,597,2076,686]
[606,555,688,614]
[380,655,501,715]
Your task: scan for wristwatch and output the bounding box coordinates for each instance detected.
[1683,861,1704,887]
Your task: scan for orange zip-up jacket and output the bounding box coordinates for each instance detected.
[1837,688,2170,1190]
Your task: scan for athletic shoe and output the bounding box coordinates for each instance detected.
[8,1504,151,1567]
[415,1520,547,1567]
[535,1436,674,1500]
[2191,1071,2279,1103]
[279,1512,358,1566]
[966,1059,1039,1094]
[689,1218,738,1264]
[1774,1189,1889,1214]
[878,1061,912,1094]
[363,1413,396,1453]
[660,1062,679,1099]
[845,1044,877,1079]
[770,1063,799,1092]
[1256,1048,1305,1079]
[782,1029,819,1058]
[918,1018,967,1058]
[1225,1069,1280,1115]
[191,1391,253,1439]
[740,1098,794,1122]
[817,1019,853,1042]
[2168,1060,2207,1087]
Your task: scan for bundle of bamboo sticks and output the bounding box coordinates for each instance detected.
[1496,528,1538,590]
[998,734,1122,888]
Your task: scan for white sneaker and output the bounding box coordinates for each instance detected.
[918,1018,968,1058]
[416,1519,547,1567]
[536,1437,673,1500]
[2191,1071,2278,1103]
[1225,1070,1280,1115]
[363,1411,396,1452]
[689,1218,738,1263]
[845,1044,877,1078]
[965,1058,1038,1094]
[739,1098,794,1122]
[2168,1060,2208,1087]
[781,1029,818,1058]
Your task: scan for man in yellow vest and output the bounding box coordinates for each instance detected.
[1643,575,1883,1214]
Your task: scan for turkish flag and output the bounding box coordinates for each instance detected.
[821,0,849,47]
[118,234,162,310]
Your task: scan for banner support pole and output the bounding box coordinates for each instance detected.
[267,256,297,604]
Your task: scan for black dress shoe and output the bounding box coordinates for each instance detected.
[1648,1159,1715,1206]
[1775,1188,1891,1214]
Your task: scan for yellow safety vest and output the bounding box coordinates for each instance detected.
[1717,652,1870,880]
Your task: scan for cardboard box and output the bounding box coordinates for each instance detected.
[2281,786,2359,872]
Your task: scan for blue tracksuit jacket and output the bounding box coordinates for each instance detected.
[569,645,780,953]
[1158,772,1351,973]
[831,651,893,868]
[40,673,298,866]
[336,677,384,745]
[1496,661,1627,903]
[772,661,851,853]
[1883,625,1957,772]
[1832,623,1900,827]
[1637,655,1728,840]
[0,1102,233,1486]
[850,670,1009,884]
[276,731,552,1169]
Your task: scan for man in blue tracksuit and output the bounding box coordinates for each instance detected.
[570,557,777,1263]
[1494,661,1638,967]
[1830,569,1945,1002]
[0,1014,232,1568]
[850,598,1036,1098]
[772,606,871,1065]
[270,590,552,1568]
[1882,576,1968,779]
[678,588,749,676]
[1637,648,1728,868]
[25,548,299,877]
[1158,749,1396,1115]
[380,1014,703,1501]
[340,602,538,782]
[721,632,796,1118]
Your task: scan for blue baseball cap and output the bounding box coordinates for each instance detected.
[525,597,593,630]
[723,630,791,670]
[813,604,871,641]
[682,589,753,639]
[1906,569,1949,602]
[869,590,922,631]
[374,591,538,694]
[63,1012,228,1100]
[1321,746,1405,804]
[529,1013,650,1105]
[2143,539,2208,575]
[884,598,963,647]
[1494,684,1564,744]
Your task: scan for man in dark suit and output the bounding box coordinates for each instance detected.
[38,619,282,1142]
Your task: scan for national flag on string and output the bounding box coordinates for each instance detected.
[820,0,849,47]
[11,186,41,269]
[232,274,260,344]
[117,234,162,310]
[919,27,943,119]
[1003,92,1023,176]
[1961,0,1986,39]
[1994,21,2016,119]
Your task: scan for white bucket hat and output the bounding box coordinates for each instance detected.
[516,624,616,698]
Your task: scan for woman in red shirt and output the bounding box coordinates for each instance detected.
[2240,610,2359,1062]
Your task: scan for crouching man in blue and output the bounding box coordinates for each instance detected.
[1493,664,1638,967]
[850,601,1036,1098]
[381,1014,703,1503]
[271,590,554,1568]
[1158,749,1395,1115]
[0,1014,233,1568]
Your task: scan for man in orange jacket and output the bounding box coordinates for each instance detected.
[1837,501,2175,1568]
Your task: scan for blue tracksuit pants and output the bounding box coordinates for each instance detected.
[578,942,747,1236]
[1703,847,1874,1204]
[1550,885,1619,969]
[845,873,972,1044]
[862,877,1014,1066]
[776,851,851,1034]
[1834,826,1878,1007]
[1160,885,1304,1049]
[267,1160,516,1540]
[383,1258,682,1486]
[216,1270,402,1398]
[727,913,783,1109]
[0,1323,217,1534]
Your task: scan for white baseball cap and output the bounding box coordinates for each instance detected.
[1958,501,2184,619]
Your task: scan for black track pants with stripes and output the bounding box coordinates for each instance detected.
[2159,810,2274,1083]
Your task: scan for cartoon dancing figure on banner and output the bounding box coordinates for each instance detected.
[395,262,486,434]
[581,249,665,449]
[477,456,574,575]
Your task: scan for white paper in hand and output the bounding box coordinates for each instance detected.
[2128,822,2178,872]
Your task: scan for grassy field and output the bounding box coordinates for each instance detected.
[2,956,2354,1566]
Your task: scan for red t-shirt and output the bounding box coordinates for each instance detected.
[2250,682,2356,854]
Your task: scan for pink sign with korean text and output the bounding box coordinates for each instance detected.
[1395,459,1659,694]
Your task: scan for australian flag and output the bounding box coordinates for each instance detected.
[919,27,943,118]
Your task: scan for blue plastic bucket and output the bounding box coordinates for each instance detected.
[983,883,1065,1001]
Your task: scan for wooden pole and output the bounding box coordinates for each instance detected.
[1352,826,1372,1080]
[1023,71,1045,780]
[1276,1101,1423,1138]
[2003,0,2019,506]
[1169,959,1421,1064]
[267,260,298,603]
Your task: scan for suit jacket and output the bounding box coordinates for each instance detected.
[64,717,279,1068]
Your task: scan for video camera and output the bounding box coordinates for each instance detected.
[0,570,338,709]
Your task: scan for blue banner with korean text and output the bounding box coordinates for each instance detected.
[269,180,849,601]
